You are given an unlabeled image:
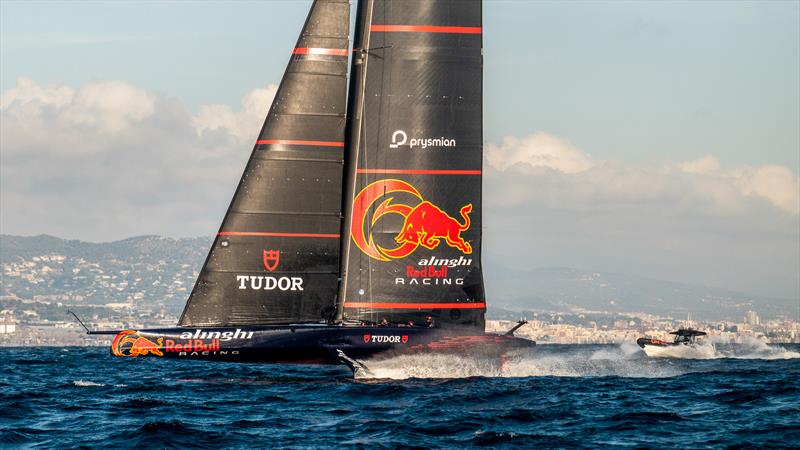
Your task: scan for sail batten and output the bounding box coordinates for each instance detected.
[370,25,482,34]
[355,169,481,175]
[255,140,345,146]
[343,302,486,309]
[217,232,341,238]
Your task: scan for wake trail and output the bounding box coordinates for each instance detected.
[708,337,800,360]
[355,342,687,380]
[354,340,799,380]
[645,337,799,360]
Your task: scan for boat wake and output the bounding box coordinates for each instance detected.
[354,342,688,380]
[73,380,106,387]
[643,337,799,360]
[708,337,800,360]
[354,339,799,379]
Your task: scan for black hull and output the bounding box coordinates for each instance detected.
[111,325,535,364]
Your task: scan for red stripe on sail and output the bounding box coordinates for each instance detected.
[370,25,482,34]
[292,47,348,56]
[343,302,486,309]
[218,232,340,238]
[356,169,481,175]
[256,140,344,147]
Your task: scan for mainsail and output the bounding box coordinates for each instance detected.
[180,0,350,326]
[337,0,486,328]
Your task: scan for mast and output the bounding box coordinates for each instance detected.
[336,0,486,329]
[179,0,350,327]
[336,0,374,323]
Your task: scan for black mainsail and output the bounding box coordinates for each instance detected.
[337,0,486,328]
[179,0,350,326]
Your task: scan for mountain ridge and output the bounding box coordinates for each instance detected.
[1,234,796,321]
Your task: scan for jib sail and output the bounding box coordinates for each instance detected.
[337,0,486,328]
[180,0,350,326]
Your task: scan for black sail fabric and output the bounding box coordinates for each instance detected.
[339,0,486,329]
[180,0,350,326]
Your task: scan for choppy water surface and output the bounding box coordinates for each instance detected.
[1,343,798,448]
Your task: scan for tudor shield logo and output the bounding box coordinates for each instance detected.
[263,249,280,272]
[363,334,371,343]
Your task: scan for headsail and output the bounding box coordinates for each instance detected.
[338,0,486,328]
[180,0,350,326]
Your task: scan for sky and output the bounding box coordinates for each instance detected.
[1,1,799,301]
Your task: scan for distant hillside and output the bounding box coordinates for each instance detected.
[1,234,211,316]
[484,262,798,322]
[1,234,796,322]
[1,234,209,264]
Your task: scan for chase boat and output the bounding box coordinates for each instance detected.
[637,329,709,358]
[75,0,535,370]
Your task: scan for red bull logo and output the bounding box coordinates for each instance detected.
[165,339,220,353]
[351,179,473,261]
[111,330,164,357]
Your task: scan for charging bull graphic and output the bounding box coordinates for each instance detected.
[111,330,164,357]
[397,201,472,254]
[351,179,473,261]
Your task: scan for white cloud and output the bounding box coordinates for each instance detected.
[486,138,799,216]
[485,132,594,173]
[63,81,156,133]
[0,78,272,239]
[680,154,720,174]
[676,155,800,215]
[1,77,158,156]
[736,165,800,215]
[192,84,278,143]
[1,77,73,111]
[1,78,156,132]
[483,138,799,298]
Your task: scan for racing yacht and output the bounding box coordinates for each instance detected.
[77,0,535,367]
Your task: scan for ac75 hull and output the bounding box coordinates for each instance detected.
[111,325,535,364]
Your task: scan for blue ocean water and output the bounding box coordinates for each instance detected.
[1,343,798,449]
